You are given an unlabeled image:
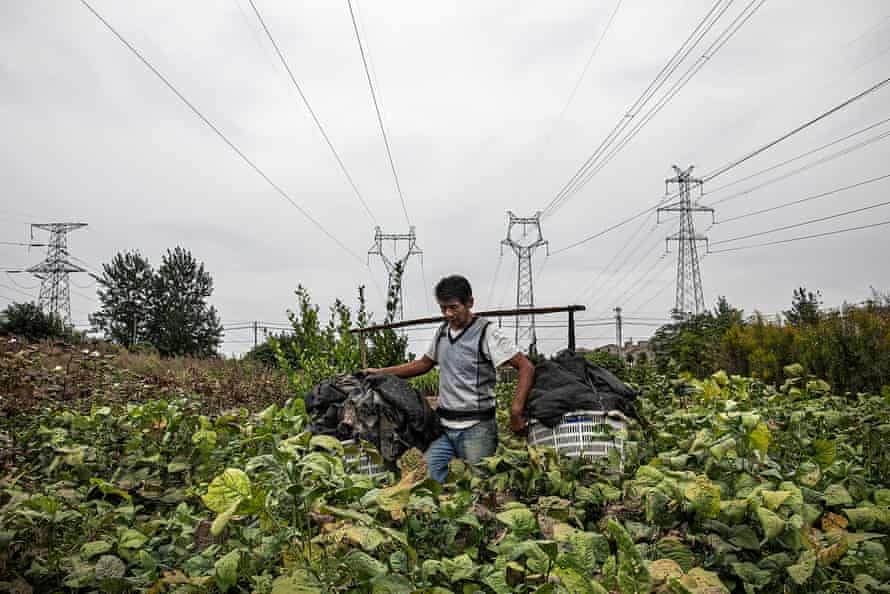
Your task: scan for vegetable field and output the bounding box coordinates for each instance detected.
[1,339,889,593]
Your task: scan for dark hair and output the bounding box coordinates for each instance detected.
[435,275,473,304]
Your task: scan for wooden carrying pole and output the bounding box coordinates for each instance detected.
[350,305,586,358]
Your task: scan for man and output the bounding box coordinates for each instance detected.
[365,275,535,482]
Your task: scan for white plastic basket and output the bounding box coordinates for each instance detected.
[527,410,628,467]
[341,440,385,476]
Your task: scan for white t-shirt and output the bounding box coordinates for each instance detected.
[423,320,518,429]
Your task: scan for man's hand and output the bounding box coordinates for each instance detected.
[362,368,382,375]
[509,407,527,434]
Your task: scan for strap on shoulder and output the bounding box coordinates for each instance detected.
[477,319,492,364]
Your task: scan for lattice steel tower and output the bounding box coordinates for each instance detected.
[26,223,88,325]
[657,166,713,319]
[368,226,423,321]
[501,211,548,355]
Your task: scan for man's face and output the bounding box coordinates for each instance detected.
[438,297,474,329]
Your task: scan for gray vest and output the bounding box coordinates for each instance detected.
[434,317,497,421]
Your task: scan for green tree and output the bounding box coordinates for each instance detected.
[784,286,821,326]
[0,302,64,341]
[89,251,154,348]
[583,350,628,381]
[144,247,222,357]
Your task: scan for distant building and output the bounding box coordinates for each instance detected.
[589,340,652,366]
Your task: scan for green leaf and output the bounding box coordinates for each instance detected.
[370,574,413,593]
[309,434,344,454]
[812,439,836,468]
[756,507,785,541]
[192,429,217,449]
[496,507,538,537]
[344,550,388,580]
[202,468,252,513]
[80,540,112,558]
[118,528,147,549]
[214,550,240,593]
[783,363,804,377]
[167,461,190,473]
[844,507,890,530]
[786,551,816,585]
[731,562,773,587]
[442,554,478,582]
[729,525,761,551]
[823,484,854,507]
[271,571,324,594]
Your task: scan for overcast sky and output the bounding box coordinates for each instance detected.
[2,0,888,357]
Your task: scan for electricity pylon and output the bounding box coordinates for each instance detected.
[657,166,713,319]
[26,223,88,325]
[501,211,548,355]
[367,226,423,321]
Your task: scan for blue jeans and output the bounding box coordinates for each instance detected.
[425,418,498,482]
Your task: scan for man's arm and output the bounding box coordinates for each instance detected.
[507,352,535,433]
[364,355,435,379]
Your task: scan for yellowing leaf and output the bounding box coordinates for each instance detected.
[202,469,251,513]
[761,490,791,511]
[684,475,721,519]
[756,507,785,541]
[748,422,771,457]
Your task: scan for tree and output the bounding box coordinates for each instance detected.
[90,251,153,348]
[0,302,64,341]
[784,286,821,326]
[144,247,222,357]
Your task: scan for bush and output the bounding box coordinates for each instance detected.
[0,302,66,341]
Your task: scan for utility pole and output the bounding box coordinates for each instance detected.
[501,211,548,356]
[368,226,423,321]
[657,166,713,320]
[614,306,623,357]
[26,223,88,325]
[253,321,258,348]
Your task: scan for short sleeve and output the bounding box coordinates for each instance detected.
[422,327,440,362]
[485,325,519,368]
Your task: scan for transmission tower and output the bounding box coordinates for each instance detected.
[26,223,88,325]
[657,166,713,319]
[500,211,548,355]
[367,226,423,321]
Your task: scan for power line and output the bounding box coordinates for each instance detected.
[702,74,890,182]
[246,0,378,225]
[549,0,623,133]
[78,0,364,264]
[570,0,767,196]
[704,115,890,197]
[709,218,890,254]
[541,0,739,218]
[0,282,34,300]
[572,211,656,304]
[346,0,411,226]
[712,198,890,246]
[707,128,890,207]
[718,172,890,224]
[552,91,890,258]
